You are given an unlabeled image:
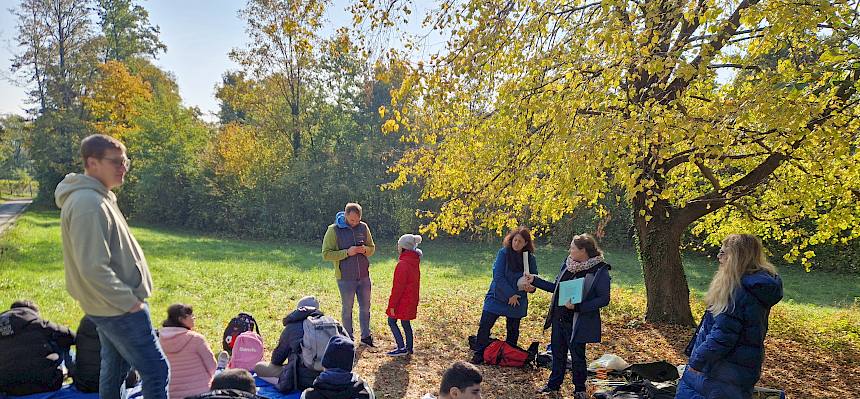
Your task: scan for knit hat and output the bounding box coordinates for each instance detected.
[297,295,319,310]
[397,234,422,251]
[321,336,355,371]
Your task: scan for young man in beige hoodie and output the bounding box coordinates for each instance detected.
[55,134,169,399]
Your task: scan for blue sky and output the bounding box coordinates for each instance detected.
[0,1,438,121]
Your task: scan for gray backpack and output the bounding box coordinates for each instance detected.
[300,314,347,371]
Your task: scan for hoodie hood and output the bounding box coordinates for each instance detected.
[310,370,371,399]
[335,211,349,229]
[55,173,114,209]
[283,307,323,325]
[158,326,194,353]
[741,270,784,308]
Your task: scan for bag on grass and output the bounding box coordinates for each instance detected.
[592,380,676,399]
[624,361,679,382]
[228,331,264,370]
[482,340,539,367]
[301,314,349,371]
[222,312,259,353]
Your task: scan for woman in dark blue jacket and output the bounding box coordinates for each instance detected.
[676,234,783,399]
[471,227,538,363]
[528,234,610,399]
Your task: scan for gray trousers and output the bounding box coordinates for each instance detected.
[337,277,372,339]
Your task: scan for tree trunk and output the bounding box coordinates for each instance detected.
[634,207,696,326]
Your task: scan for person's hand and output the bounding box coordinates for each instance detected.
[524,274,535,284]
[523,282,536,293]
[508,294,521,306]
[128,302,144,313]
[347,246,361,256]
[388,308,395,317]
[359,245,368,254]
[564,299,577,310]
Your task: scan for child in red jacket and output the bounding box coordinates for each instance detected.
[386,234,422,357]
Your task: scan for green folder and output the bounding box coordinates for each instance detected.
[558,277,585,306]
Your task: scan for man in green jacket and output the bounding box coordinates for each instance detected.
[55,134,168,399]
[322,203,377,347]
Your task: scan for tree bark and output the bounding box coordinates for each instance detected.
[634,198,695,326]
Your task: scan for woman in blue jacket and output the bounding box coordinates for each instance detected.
[528,233,610,398]
[471,227,538,364]
[676,234,783,399]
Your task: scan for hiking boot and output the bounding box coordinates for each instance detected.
[216,351,229,370]
[360,335,376,348]
[386,348,408,357]
[469,352,484,365]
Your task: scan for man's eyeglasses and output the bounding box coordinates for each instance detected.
[101,156,131,169]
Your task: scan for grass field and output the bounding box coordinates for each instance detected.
[1,210,859,398]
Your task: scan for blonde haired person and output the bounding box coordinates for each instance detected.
[676,234,783,399]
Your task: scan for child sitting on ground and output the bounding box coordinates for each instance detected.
[385,234,422,357]
[301,336,374,399]
[422,361,483,399]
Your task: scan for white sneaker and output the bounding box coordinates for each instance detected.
[216,350,230,369]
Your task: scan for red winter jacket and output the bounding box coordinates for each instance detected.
[387,249,421,320]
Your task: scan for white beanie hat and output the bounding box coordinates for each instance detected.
[397,234,422,251]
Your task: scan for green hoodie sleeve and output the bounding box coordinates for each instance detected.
[322,225,348,262]
[68,208,140,313]
[363,225,376,257]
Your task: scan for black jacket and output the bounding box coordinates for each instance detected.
[301,371,374,399]
[73,316,101,392]
[0,307,75,395]
[187,389,269,399]
[274,307,324,393]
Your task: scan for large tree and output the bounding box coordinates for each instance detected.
[230,0,328,154]
[96,0,166,61]
[367,0,860,324]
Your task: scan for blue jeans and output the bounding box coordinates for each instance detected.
[88,304,169,399]
[337,277,372,339]
[388,317,413,352]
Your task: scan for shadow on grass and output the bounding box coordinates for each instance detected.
[372,357,410,398]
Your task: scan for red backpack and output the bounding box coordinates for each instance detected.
[483,340,539,367]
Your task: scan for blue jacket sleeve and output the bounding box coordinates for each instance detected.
[492,249,518,302]
[688,302,745,371]
[578,267,611,313]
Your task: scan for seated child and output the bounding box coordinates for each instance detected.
[187,369,268,399]
[301,336,375,399]
[422,361,483,399]
[0,300,75,396]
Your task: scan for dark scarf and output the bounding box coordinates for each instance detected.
[506,248,525,273]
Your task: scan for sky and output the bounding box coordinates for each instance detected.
[0,1,440,122]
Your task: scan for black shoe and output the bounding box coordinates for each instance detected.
[360,335,376,348]
[469,352,484,365]
[537,385,559,394]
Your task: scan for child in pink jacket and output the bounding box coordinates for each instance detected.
[158,304,216,398]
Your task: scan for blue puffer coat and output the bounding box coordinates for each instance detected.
[676,270,783,399]
[482,247,538,319]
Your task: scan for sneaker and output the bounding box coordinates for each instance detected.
[537,385,559,394]
[360,335,376,348]
[386,348,408,357]
[216,350,230,370]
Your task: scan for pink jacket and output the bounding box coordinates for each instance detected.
[159,327,216,398]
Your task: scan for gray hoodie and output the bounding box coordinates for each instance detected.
[55,173,152,317]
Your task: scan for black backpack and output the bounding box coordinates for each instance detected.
[624,361,679,383]
[593,380,676,399]
[222,312,260,353]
